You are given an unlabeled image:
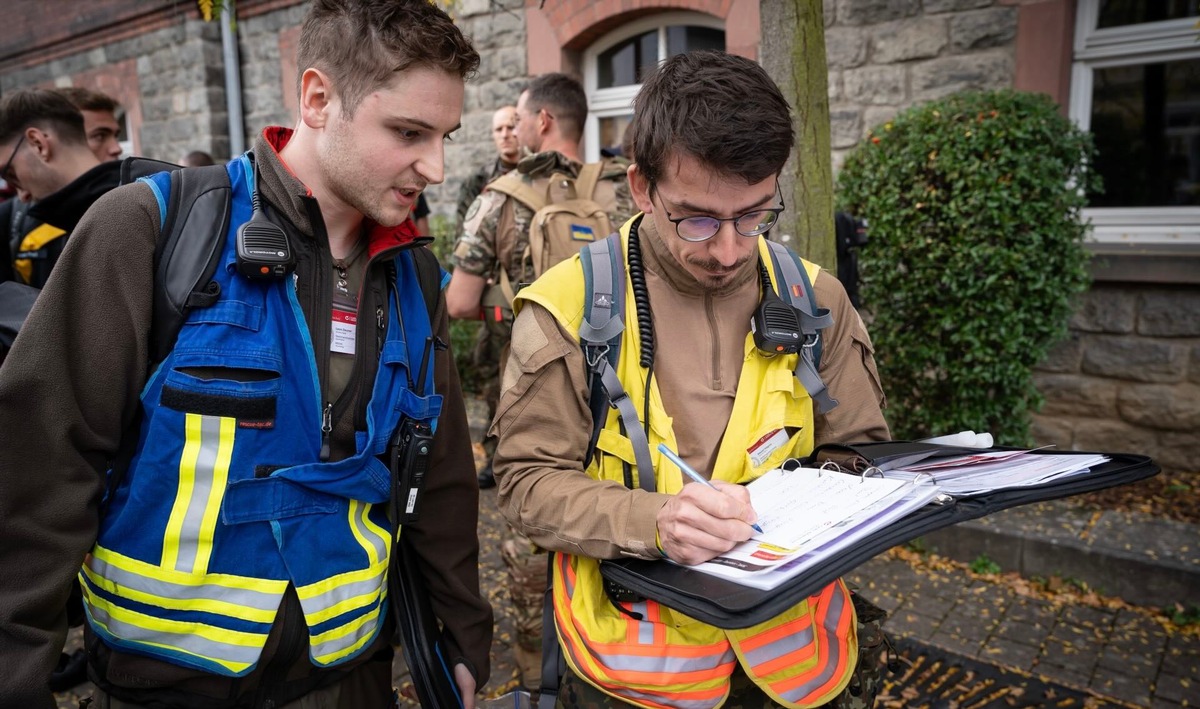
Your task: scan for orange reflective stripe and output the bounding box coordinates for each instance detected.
[768,581,856,702]
[740,610,813,652]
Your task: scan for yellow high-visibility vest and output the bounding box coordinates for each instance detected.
[516,220,857,709]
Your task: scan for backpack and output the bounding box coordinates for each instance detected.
[485,161,619,306]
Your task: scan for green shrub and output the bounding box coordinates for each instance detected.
[836,89,1100,445]
[427,213,486,396]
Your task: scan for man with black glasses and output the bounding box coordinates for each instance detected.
[491,50,891,708]
[0,89,114,288]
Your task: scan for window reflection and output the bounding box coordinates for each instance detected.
[1097,0,1197,28]
[1089,58,1200,207]
[598,31,657,88]
[597,25,726,89]
[666,26,724,57]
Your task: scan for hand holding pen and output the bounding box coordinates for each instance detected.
[654,443,764,565]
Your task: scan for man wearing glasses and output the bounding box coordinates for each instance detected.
[0,89,115,288]
[491,50,890,708]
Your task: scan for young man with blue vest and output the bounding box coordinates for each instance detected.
[0,2,493,708]
[491,50,891,708]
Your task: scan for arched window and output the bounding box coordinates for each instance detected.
[583,12,725,162]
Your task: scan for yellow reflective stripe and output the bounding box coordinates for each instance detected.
[14,223,65,283]
[163,414,203,570]
[163,414,235,574]
[295,557,388,602]
[360,503,390,560]
[80,564,276,624]
[348,499,379,566]
[295,558,387,623]
[92,545,287,594]
[82,585,261,675]
[193,416,235,572]
[309,603,383,665]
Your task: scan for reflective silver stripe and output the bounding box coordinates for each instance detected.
[309,602,384,664]
[741,619,815,668]
[630,601,655,645]
[164,414,233,574]
[297,566,386,623]
[773,583,851,702]
[84,590,266,673]
[85,555,281,614]
[349,500,388,565]
[591,646,734,675]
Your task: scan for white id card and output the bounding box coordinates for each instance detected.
[748,428,789,468]
[331,307,357,355]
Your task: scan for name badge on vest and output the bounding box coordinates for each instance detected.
[332,295,357,355]
[748,428,789,468]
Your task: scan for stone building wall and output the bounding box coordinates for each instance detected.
[1033,284,1200,473]
[424,0,529,223]
[822,0,1019,170]
[0,19,227,163]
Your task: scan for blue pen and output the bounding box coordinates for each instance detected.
[657,443,765,534]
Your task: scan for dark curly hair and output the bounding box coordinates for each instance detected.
[630,50,794,188]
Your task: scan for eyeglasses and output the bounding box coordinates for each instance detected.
[1,134,25,185]
[655,183,785,242]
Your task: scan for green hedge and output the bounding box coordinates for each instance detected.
[836,89,1100,445]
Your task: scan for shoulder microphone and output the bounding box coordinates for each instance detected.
[236,152,294,281]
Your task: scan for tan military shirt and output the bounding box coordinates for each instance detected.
[490,217,890,561]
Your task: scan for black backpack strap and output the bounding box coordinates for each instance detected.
[763,240,839,414]
[407,241,442,325]
[150,163,233,365]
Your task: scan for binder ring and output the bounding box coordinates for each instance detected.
[818,461,843,476]
[859,466,884,482]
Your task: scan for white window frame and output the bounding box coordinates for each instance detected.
[1069,0,1200,247]
[582,12,725,162]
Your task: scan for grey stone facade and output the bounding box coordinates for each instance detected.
[1032,285,1200,473]
[822,0,1017,170]
[425,0,528,224]
[237,3,312,148]
[0,19,229,163]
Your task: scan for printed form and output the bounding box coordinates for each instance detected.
[689,468,935,589]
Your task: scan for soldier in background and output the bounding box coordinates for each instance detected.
[446,74,635,693]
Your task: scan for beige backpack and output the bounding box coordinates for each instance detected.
[486,162,617,305]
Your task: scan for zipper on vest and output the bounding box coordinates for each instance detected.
[303,197,335,441]
[319,402,333,461]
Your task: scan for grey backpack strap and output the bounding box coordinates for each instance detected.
[764,240,839,414]
[579,233,656,493]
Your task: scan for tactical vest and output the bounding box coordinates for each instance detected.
[79,155,442,676]
[515,221,858,708]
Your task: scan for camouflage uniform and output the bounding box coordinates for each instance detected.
[452,156,517,456]
[452,150,635,691]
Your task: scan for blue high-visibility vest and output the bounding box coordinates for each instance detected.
[80,154,442,676]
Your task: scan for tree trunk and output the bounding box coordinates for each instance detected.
[760,0,836,270]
